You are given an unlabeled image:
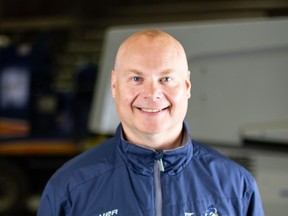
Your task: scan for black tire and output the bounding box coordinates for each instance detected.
[0,160,29,215]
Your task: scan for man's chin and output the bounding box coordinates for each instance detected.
[139,125,166,135]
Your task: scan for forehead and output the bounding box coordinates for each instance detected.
[120,49,184,75]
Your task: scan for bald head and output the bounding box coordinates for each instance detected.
[114,29,188,72]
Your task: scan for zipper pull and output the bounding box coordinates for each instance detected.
[158,158,165,172]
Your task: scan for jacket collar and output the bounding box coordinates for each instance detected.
[116,122,193,176]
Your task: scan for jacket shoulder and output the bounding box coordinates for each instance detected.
[47,137,123,195]
[192,140,254,180]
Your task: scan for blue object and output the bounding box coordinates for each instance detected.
[37,122,264,216]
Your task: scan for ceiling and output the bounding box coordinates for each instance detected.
[1,0,288,20]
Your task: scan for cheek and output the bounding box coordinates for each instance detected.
[167,86,188,103]
[118,86,138,105]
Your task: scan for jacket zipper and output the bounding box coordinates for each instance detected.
[154,158,164,216]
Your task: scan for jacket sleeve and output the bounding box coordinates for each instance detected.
[37,182,69,216]
[244,179,265,216]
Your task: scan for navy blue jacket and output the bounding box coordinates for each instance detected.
[37,123,264,216]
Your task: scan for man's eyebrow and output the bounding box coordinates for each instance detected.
[128,69,144,76]
[127,69,175,76]
[160,69,174,75]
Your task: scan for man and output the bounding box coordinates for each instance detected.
[37,29,264,216]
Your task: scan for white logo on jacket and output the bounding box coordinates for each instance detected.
[99,209,118,216]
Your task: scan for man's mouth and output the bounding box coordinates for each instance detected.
[137,107,169,113]
[141,108,162,113]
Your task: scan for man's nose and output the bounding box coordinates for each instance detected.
[143,81,163,101]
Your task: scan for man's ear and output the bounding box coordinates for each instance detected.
[111,70,116,98]
[186,70,191,99]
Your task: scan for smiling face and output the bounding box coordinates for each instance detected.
[111,30,191,149]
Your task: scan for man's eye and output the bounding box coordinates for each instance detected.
[132,77,142,82]
[161,77,172,82]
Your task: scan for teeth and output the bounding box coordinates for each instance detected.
[141,108,162,113]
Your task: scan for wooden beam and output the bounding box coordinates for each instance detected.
[0,17,77,31]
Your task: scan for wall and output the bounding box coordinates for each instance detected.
[89,18,288,146]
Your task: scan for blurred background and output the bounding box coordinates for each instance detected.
[0,0,288,215]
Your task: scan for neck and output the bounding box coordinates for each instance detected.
[122,125,184,151]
